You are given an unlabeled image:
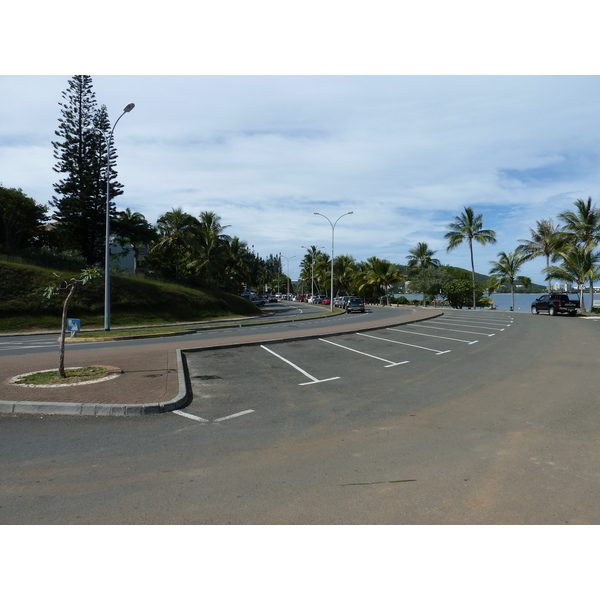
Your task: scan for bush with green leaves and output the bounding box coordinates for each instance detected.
[442,280,485,309]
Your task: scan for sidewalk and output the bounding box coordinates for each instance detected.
[0,306,441,416]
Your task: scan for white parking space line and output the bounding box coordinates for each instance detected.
[356,332,450,355]
[387,327,478,344]
[260,345,340,385]
[172,410,210,423]
[214,410,255,422]
[318,338,409,368]
[173,409,255,423]
[436,319,507,331]
[407,324,495,337]
[446,314,512,322]
[443,316,513,325]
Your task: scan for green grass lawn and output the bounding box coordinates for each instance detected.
[12,366,111,385]
[0,260,261,333]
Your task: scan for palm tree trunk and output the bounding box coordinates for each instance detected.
[511,281,515,311]
[133,247,139,275]
[469,239,476,309]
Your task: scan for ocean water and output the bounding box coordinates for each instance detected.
[393,293,573,312]
[489,293,546,312]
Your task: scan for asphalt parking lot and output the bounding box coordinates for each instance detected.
[4,308,600,526]
[180,310,515,428]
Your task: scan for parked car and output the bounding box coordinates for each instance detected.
[268,295,278,303]
[322,298,331,305]
[531,293,580,316]
[346,297,365,313]
[339,296,352,309]
[250,294,265,306]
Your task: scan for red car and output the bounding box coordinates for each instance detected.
[321,298,331,305]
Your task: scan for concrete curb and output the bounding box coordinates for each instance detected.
[1,307,440,417]
[0,349,191,417]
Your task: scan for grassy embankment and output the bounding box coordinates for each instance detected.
[0,261,261,333]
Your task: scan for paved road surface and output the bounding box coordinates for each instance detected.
[2,309,600,525]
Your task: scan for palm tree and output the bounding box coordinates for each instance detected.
[198,210,231,241]
[445,206,497,309]
[484,276,502,299]
[184,211,234,280]
[151,208,200,279]
[361,257,403,304]
[488,250,532,311]
[299,246,326,297]
[256,266,272,294]
[222,236,252,292]
[333,254,358,296]
[544,245,600,312]
[312,252,331,295]
[190,227,227,279]
[516,218,560,293]
[557,198,600,309]
[406,242,441,273]
[406,242,441,305]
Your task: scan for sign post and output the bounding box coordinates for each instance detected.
[67,319,81,338]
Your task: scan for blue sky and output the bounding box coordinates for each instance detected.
[3,4,600,288]
[3,74,600,286]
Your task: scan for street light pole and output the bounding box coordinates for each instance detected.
[314,211,353,312]
[281,255,295,299]
[277,253,281,295]
[301,245,323,299]
[104,103,134,331]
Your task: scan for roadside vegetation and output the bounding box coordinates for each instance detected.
[12,366,110,386]
[0,260,261,333]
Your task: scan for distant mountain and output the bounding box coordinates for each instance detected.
[396,263,546,293]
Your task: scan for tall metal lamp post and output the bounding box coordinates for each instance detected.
[104,103,135,330]
[314,211,353,312]
[301,245,323,299]
[281,255,296,299]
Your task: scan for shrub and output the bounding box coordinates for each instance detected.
[478,297,494,309]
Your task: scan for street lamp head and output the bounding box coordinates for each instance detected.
[123,103,135,113]
[348,211,354,215]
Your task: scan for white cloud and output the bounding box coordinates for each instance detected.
[3,74,600,284]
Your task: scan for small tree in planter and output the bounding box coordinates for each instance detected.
[43,267,101,378]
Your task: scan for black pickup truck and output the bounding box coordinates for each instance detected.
[531,293,580,316]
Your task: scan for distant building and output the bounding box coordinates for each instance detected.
[109,239,149,274]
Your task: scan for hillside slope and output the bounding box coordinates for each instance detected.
[0,261,261,332]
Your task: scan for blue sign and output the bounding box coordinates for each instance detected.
[67,319,80,332]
